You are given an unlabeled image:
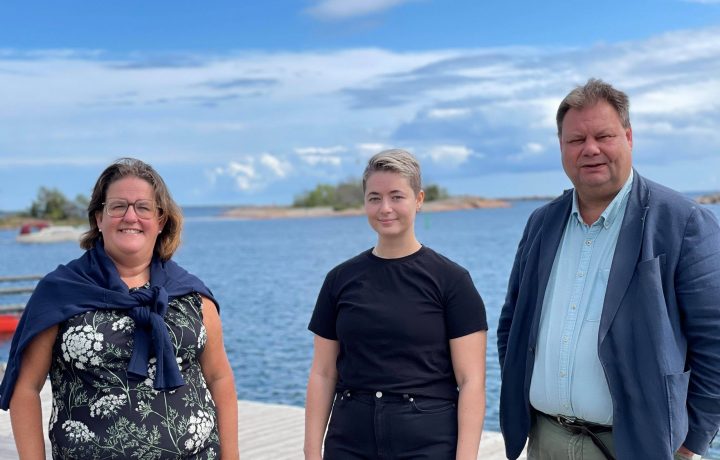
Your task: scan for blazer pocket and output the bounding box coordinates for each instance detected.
[637,253,666,275]
[665,370,690,450]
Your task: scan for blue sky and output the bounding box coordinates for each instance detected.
[1,0,720,210]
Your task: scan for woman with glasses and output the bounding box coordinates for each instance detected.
[0,158,239,459]
[304,149,487,460]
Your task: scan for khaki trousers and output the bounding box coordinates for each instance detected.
[527,411,615,460]
[527,412,703,460]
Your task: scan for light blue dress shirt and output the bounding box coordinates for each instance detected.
[529,170,634,425]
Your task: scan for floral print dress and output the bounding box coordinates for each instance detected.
[48,289,220,459]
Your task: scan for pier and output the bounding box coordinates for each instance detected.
[0,376,525,459]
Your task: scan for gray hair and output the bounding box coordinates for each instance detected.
[362,149,422,195]
[556,78,631,137]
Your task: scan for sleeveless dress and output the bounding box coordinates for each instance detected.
[48,288,220,459]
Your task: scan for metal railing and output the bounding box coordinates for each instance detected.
[0,275,41,314]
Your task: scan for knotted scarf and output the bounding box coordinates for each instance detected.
[0,243,218,410]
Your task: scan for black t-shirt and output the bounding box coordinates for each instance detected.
[308,246,487,400]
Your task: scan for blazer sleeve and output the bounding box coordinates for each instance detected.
[497,211,533,370]
[676,206,720,453]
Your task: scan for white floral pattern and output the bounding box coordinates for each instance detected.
[184,409,216,454]
[49,291,220,459]
[89,393,127,418]
[60,325,104,370]
[62,420,96,443]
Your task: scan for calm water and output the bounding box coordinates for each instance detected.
[2,201,720,456]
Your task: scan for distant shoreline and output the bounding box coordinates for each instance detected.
[697,193,720,204]
[222,196,511,220]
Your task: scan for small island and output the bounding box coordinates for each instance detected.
[222,180,509,220]
[697,193,720,204]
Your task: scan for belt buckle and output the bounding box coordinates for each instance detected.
[556,414,579,428]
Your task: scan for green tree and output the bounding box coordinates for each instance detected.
[424,184,449,202]
[28,187,87,221]
[295,179,450,209]
[294,179,364,210]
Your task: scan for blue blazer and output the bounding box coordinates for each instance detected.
[497,172,720,459]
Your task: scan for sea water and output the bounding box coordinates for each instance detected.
[2,201,719,457]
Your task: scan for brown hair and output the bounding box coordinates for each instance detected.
[80,158,183,260]
[556,78,631,137]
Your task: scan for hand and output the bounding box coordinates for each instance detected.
[675,445,696,460]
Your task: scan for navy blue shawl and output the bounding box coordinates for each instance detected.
[0,244,218,410]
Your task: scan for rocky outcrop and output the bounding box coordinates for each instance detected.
[697,193,720,204]
[222,196,510,220]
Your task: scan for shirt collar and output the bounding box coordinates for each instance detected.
[571,169,634,228]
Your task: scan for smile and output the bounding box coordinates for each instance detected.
[119,229,142,234]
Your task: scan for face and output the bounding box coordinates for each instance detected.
[560,100,633,205]
[364,171,424,241]
[95,176,163,265]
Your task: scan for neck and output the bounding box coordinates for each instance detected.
[577,202,608,225]
[107,254,152,288]
[373,236,422,259]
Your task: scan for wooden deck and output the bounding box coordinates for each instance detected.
[0,373,524,459]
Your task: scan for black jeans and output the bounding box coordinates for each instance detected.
[324,390,458,460]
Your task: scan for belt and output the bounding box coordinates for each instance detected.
[338,389,411,402]
[538,411,615,460]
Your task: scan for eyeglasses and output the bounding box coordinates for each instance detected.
[102,199,162,219]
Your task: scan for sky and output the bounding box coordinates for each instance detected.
[1,0,720,210]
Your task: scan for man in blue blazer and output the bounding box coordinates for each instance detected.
[498,79,720,459]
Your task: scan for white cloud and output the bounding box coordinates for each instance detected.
[306,0,417,20]
[427,145,473,166]
[356,143,389,158]
[3,25,720,208]
[208,154,292,192]
[426,108,472,119]
[295,146,346,166]
[508,142,548,162]
[260,153,292,178]
[525,143,544,154]
[295,146,347,155]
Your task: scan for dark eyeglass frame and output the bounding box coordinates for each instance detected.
[102,199,162,219]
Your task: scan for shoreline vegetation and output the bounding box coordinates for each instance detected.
[697,193,720,204]
[222,195,511,220]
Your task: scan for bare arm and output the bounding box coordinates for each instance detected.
[451,331,487,460]
[304,335,339,460]
[199,296,239,460]
[10,325,57,460]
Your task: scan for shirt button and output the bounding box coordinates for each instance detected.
[577,272,584,278]
[560,371,566,378]
[376,391,383,398]
[585,239,592,246]
[571,304,577,310]
[563,336,569,343]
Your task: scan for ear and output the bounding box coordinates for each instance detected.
[625,125,633,150]
[416,189,425,207]
[95,211,103,228]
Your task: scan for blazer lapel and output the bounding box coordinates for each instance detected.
[599,171,649,344]
[531,191,573,339]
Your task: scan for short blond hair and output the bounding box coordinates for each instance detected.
[362,149,422,195]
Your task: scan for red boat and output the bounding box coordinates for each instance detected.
[0,274,40,334]
[0,314,20,333]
